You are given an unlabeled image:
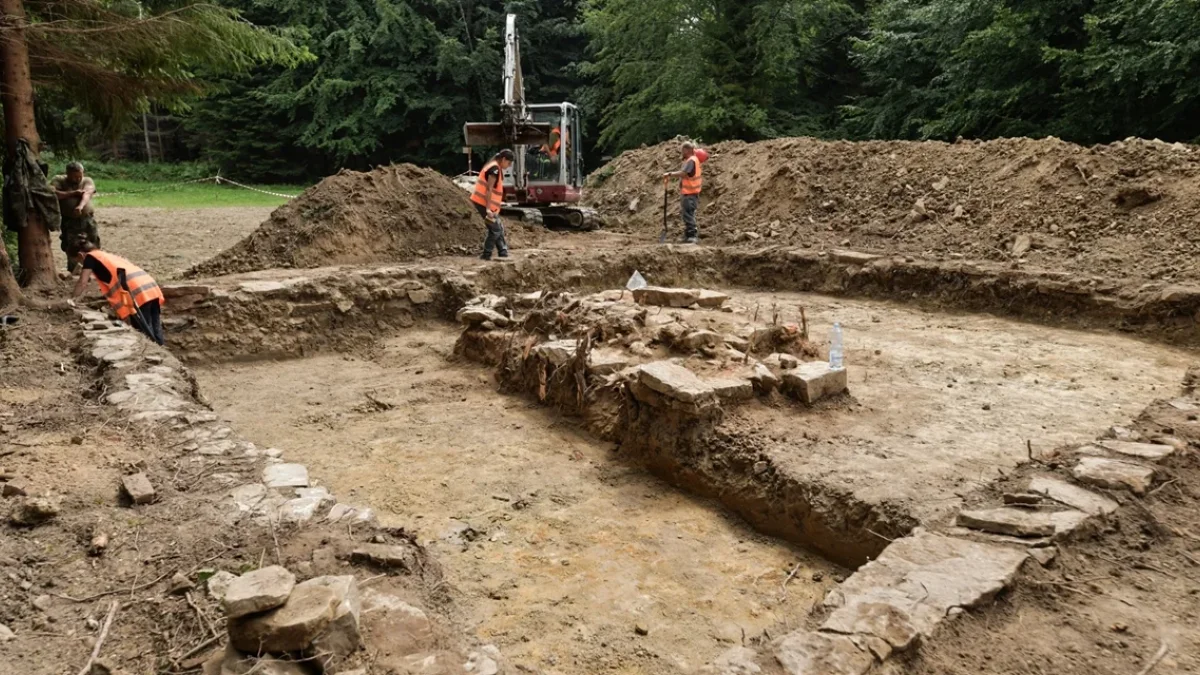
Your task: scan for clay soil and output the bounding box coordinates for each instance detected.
[187,164,548,278]
[586,137,1200,285]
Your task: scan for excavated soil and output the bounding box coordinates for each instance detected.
[187,164,547,277]
[585,137,1200,284]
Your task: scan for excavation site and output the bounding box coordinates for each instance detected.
[8,136,1200,675]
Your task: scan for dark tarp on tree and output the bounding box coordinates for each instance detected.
[3,138,61,234]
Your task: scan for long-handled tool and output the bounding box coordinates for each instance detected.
[658,176,669,243]
[118,268,159,345]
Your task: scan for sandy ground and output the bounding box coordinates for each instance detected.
[196,327,838,674]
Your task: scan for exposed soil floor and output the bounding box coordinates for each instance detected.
[91,206,271,280]
[195,326,838,674]
[723,290,1193,524]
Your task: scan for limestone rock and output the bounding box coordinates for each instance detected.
[229,583,339,653]
[1027,476,1117,516]
[296,575,361,661]
[207,571,238,602]
[1072,457,1156,495]
[682,330,725,352]
[749,363,779,393]
[351,543,418,570]
[1092,440,1175,461]
[408,289,434,305]
[588,349,630,376]
[831,250,882,266]
[762,353,799,370]
[774,632,872,675]
[708,378,754,402]
[263,464,309,489]
[223,566,296,619]
[326,503,376,525]
[821,530,1027,651]
[0,623,14,642]
[121,472,156,505]
[696,290,731,308]
[637,362,717,405]
[9,495,61,526]
[1029,546,1057,567]
[632,286,700,308]
[533,340,577,367]
[955,508,1057,538]
[782,362,848,404]
[456,306,509,328]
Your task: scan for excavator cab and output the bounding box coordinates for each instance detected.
[523,103,583,203]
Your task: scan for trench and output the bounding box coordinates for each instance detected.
[189,286,1192,673]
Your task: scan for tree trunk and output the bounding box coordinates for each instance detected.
[0,243,21,309]
[143,112,153,162]
[0,0,56,289]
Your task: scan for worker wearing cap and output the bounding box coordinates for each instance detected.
[470,149,514,261]
[69,240,166,345]
[662,141,703,244]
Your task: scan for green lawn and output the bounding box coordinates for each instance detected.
[92,179,306,209]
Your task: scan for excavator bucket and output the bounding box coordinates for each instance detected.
[463,121,553,148]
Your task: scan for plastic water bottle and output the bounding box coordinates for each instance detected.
[829,323,844,370]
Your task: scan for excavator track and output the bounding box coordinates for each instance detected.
[538,206,603,232]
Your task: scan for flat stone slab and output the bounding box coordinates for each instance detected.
[632,286,700,308]
[1072,457,1156,495]
[708,378,754,402]
[224,566,296,619]
[121,472,156,505]
[782,362,848,404]
[696,290,731,308]
[682,330,725,351]
[1028,476,1118,516]
[263,463,309,489]
[533,340,577,367]
[956,507,1057,538]
[774,631,872,675]
[588,349,630,376]
[351,543,418,571]
[820,530,1027,653]
[1092,440,1176,461]
[456,306,510,328]
[637,362,716,404]
[229,583,339,653]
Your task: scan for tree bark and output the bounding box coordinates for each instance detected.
[1,0,57,290]
[0,242,21,309]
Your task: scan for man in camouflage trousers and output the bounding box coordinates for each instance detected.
[52,161,99,273]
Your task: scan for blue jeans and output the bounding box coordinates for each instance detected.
[477,205,509,258]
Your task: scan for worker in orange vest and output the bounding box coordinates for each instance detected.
[69,239,166,345]
[661,141,703,244]
[470,149,515,261]
[541,127,561,162]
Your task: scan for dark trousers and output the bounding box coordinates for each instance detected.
[681,194,699,238]
[129,298,165,346]
[475,204,509,258]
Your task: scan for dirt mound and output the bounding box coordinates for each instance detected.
[190,164,542,277]
[585,136,1200,284]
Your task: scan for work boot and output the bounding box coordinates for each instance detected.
[479,253,492,261]
[684,236,699,244]
[498,250,510,259]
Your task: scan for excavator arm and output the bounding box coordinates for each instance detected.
[463,14,551,148]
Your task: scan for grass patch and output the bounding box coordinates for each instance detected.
[93,179,305,209]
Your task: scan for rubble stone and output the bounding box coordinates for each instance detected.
[351,543,418,570]
[9,495,60,526]
[407,289,433,304]
[782,362,848,404]
[1029,546,1057,567]
[683,330,725,352]
[632,286,701,308]
[701,646,762,675]
[588,349,630,376]
[1092,440,1176,461]
[229,584,339,654]
[774,632,872,675]
[696,290,731,308]
[223,566,296,618]
[207,571,237,602]
[297,575,361,660]
[326,503,376,525]
[456,306,509,328]
[263,464,309,489]
[762,353,799,370]
[749,363,780,393]
[1072,457,1156,495]
[955,508,1057,538]
[637,362,718,405]
[2,480,28,497]
[1027,476,1118,516]
[533,340,577,366]
[121,472,156,505]
[709,378,755,402]
[0,623,14,641]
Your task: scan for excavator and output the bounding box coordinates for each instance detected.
[457,14,600,231]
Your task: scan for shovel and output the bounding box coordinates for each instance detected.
[658,176,669,243]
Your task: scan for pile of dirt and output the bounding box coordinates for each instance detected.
[189,164,542,277]
[585,136,1200,284]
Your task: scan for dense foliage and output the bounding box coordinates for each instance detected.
[35,0,1200,180]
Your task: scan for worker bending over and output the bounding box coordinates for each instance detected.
[70,240,166,345]
[662,141,703,244]
[470,150,514,261]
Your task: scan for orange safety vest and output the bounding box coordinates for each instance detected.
[86,250,164,320]
[681,155,703,195]
[540,127,562,160]
[471,160,505,210]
